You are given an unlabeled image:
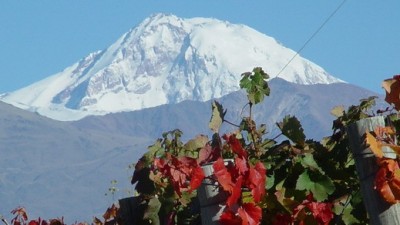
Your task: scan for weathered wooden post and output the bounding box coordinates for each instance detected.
[348,116,400,224]
[118,197,142,225]
[198,161,232,225]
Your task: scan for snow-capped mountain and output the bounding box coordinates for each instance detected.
[0,13,343,121]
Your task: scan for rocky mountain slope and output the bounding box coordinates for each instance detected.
[1,13,342,121]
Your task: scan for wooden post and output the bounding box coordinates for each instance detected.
[347,116,400,224]
[118,196,142,225]
[198,160,232,225]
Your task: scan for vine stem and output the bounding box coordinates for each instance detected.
[249,102,253,121]
[223,119,240,128]
[264,133,284,146]
[335,192,355,224]
[248,102,258,152]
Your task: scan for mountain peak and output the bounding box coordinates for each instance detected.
[1,14,344,121]
[146,13,182,24]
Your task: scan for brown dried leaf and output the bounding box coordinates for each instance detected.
[382,76,400,110]
[93,217,103,225]
[103,204,118,221]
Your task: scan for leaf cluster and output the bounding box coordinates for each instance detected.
[127,67,379,225]
[6,207,82,225]
[11,69,400,225]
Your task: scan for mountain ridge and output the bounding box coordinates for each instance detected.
[1,13,343,121]
[0,78,384,222]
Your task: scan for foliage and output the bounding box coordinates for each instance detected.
[7,71,400,225]
[128,67,389,225]
[365,97,400,205]
[2,206,121,225]
[3,207,84,225]
[239,67,270,105]
[3,205,119,225]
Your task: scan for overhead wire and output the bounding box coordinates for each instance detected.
[275,0,348,78]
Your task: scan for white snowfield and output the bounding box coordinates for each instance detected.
[0,13,344,121]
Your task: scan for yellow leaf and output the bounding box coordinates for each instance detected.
[330,106,345,118]
[366,130,383,158]
[385,126,396,135]
[395,167,400,179]
[375,126,395,136]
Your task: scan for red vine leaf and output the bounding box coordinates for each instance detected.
[213,158,234,192]
[235,157,248,175]
[198,144,221,165]
[375,159,400,204]
[237,203,262,225]
[248,162,267,203]
[189,166,205,192]
[219,210,242,225]
[227,176,243,207]
[154,154,205,197]
[293,194,334,225]
[28,220,40,225]
[224,134,248,158]
[11,207,28,224]
[307,201,334,224]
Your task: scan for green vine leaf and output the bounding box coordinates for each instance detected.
[240,67,270,105]
[144,140,164,163]
[184,135,208,152]
[143,196,161,225]
[333,200,359,225]
[184,135,209,158]
[209,100,226,133]
[266,172,275,190]
[277,115,305,146]
[296,170,335,201]
[299,153,324,174]
[359,96,378,112]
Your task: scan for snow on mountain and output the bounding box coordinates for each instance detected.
[0,13,344,121]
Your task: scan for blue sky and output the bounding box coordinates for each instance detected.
[0,1,399,94]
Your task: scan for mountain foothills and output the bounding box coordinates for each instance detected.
[0,100,152,220]
[0,13,342,121]
[0,80,382,222]
[0,13,385,222]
